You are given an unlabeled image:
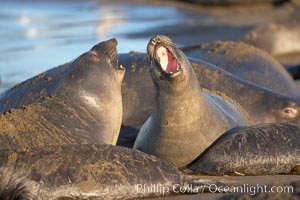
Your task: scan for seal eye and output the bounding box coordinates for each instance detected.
[282,107,298,118]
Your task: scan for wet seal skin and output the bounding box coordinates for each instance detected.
[117,53,300,148]
[133,35,248,168]
[2,40,300,146]
[188,58,300,126]
[118,49,300,148]
[242,20,300,56]
[0,39,125,150]
[184,122,300,176]
[242,17,300,80]
[0,143,224,200]
[182,41,300,98]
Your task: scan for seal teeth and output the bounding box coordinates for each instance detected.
[177,64,181,71]
[151,40,157,46]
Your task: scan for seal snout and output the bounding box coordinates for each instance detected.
[147,35,182,79]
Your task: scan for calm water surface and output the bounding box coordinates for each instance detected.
[0,0,191,93]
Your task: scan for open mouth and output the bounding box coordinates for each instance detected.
[106,39,123,70]
[155,46,182,77]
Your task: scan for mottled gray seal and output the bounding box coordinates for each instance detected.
[242,19,300,56]
[0,143,223,199]
[118,52,300,137]
[118,48,300,129]
[133,35,248,167]
[2,40,300,144]
[1,44,300,144]
[242,17,300,80]
[0,38,125,150]
[188,58,300,126]
[182,41,300,98]
[184,122,300,176]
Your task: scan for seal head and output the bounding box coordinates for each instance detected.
[134,35,248,167]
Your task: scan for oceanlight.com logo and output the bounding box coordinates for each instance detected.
[135,183,294,196]
[209,183,294,196]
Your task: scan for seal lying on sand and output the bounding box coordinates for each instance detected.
[242,19,300,56]
[182,41,300,98]
[0,143,224,200]
[133,35,248,168]
[188,58,300,126]
[1,42,300,139]
[242,17,300,80]
[184,122,300,176]
[118,52,300,139]
[1,40,300,135]
[0,39,125,150]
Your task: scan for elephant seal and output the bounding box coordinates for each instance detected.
[119,52,300,138]
[242,17,300,79]
[1,40,300,145]
[1,43,300,144]
[182,41,300,98]
[133,35,248,167]
[184,122,300,176]
[0,38,125,150]
[0,143,224,199]
[188,58,300,126]
[117,55,300,148]
[242,13,300,56]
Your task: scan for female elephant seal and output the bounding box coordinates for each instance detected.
[117,51,300,145]
[0,144,223,199]
[182,41,300,98]
[133,35,249,167]
[184,122,300,176]
[0,38,125,150]
[242,18,300,56]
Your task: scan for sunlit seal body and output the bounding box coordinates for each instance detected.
[242,17,300,80]
[1,44,300,149]
[182,41,300,98]
[242,20,300,56]
[0,143,224,199]
[184,122,300,176]
[133,35,248,167]
[188,58,300,126]
[117,52,300,148]
[0,39,125,150]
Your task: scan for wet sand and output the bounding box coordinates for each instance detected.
[0,1,300,199]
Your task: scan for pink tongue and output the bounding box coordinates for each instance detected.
[157,46,178,73]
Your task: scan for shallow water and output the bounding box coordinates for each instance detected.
[0,0,193,93]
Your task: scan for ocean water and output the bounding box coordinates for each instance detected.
[0,0,189,93]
